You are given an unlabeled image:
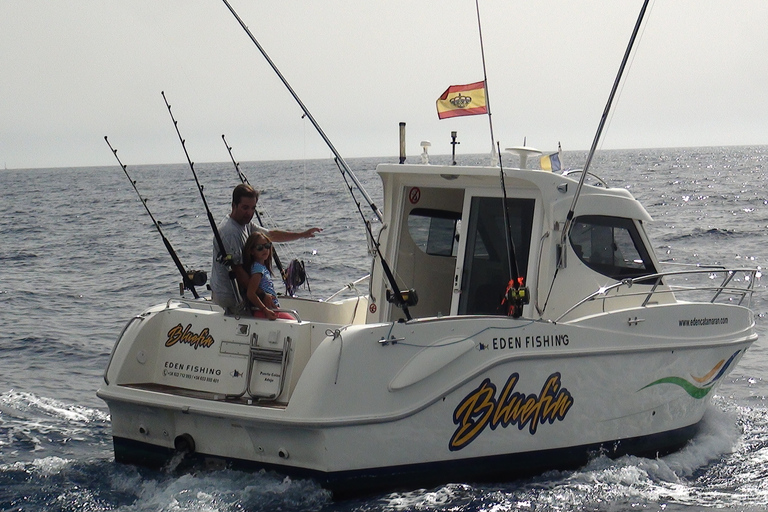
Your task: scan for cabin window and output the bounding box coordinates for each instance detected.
[569,215,656,279]
[459,197,535,315]
[407,208,461,257]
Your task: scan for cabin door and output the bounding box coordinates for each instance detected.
[388,186,464,321]
[451,193,536,315]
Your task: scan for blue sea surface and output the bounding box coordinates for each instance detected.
[1,147,767,511]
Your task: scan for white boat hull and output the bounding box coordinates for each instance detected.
[98,299,754,495]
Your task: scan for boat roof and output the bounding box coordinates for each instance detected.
[376,163,653,222]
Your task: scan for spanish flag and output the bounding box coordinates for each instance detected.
[436,81,488,119]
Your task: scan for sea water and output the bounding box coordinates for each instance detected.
[1,147,767,511]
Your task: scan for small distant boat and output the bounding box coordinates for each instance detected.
[98,150,757,496]
[98,0,758,497]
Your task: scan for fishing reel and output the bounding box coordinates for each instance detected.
[181,269,208,293]
[502,278,530,318]
[187,270,208,287]
[386,288,419,308]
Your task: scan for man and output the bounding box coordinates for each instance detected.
[210,183,321,312]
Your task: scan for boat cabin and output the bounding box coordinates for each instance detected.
[366,162,662,324]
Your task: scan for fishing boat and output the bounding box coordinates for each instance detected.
[98,0,758,498]
[97,150,758,496]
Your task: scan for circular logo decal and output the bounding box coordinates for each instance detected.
[409,187,421,204]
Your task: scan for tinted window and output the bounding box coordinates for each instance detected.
[407,208,460,257]
[569,215,656,279]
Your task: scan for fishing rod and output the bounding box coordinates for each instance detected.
[496,142,528,318]
[161,91,243,306]
[221,134,309,296]
[475,0,496,161]
[558,0,650,268]
[221,134,287,282]
[221,134,251,186]
[103,136,206,299]
[220,0,383,224]
[333,159,416,320]
[220,1,417,316]
[475,0,527,316]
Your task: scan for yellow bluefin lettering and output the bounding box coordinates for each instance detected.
[450,372,574,451]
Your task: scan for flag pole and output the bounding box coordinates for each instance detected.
[475,0,496,164]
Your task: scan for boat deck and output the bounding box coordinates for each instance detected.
[123,383,287,409]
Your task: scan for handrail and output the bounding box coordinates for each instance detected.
[164,297,301,321]
[325,274,370,302]
[275,309,302,322]
[166,297,217,311]
[554,267,759,322]
[560,169,610,188]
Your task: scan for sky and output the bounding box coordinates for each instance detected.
[2,0,768,169]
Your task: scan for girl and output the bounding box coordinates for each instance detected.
[243,232,292,320]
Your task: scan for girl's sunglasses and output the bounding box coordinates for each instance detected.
[254,243,272,251]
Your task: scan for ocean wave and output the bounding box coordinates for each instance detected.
[0,391,111,480]
[0,456,73,476]
[109,469,331,512]
[660,227,756,243]
[373,406,750,512]
[0,250,39,261]
[0,390,108,424]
